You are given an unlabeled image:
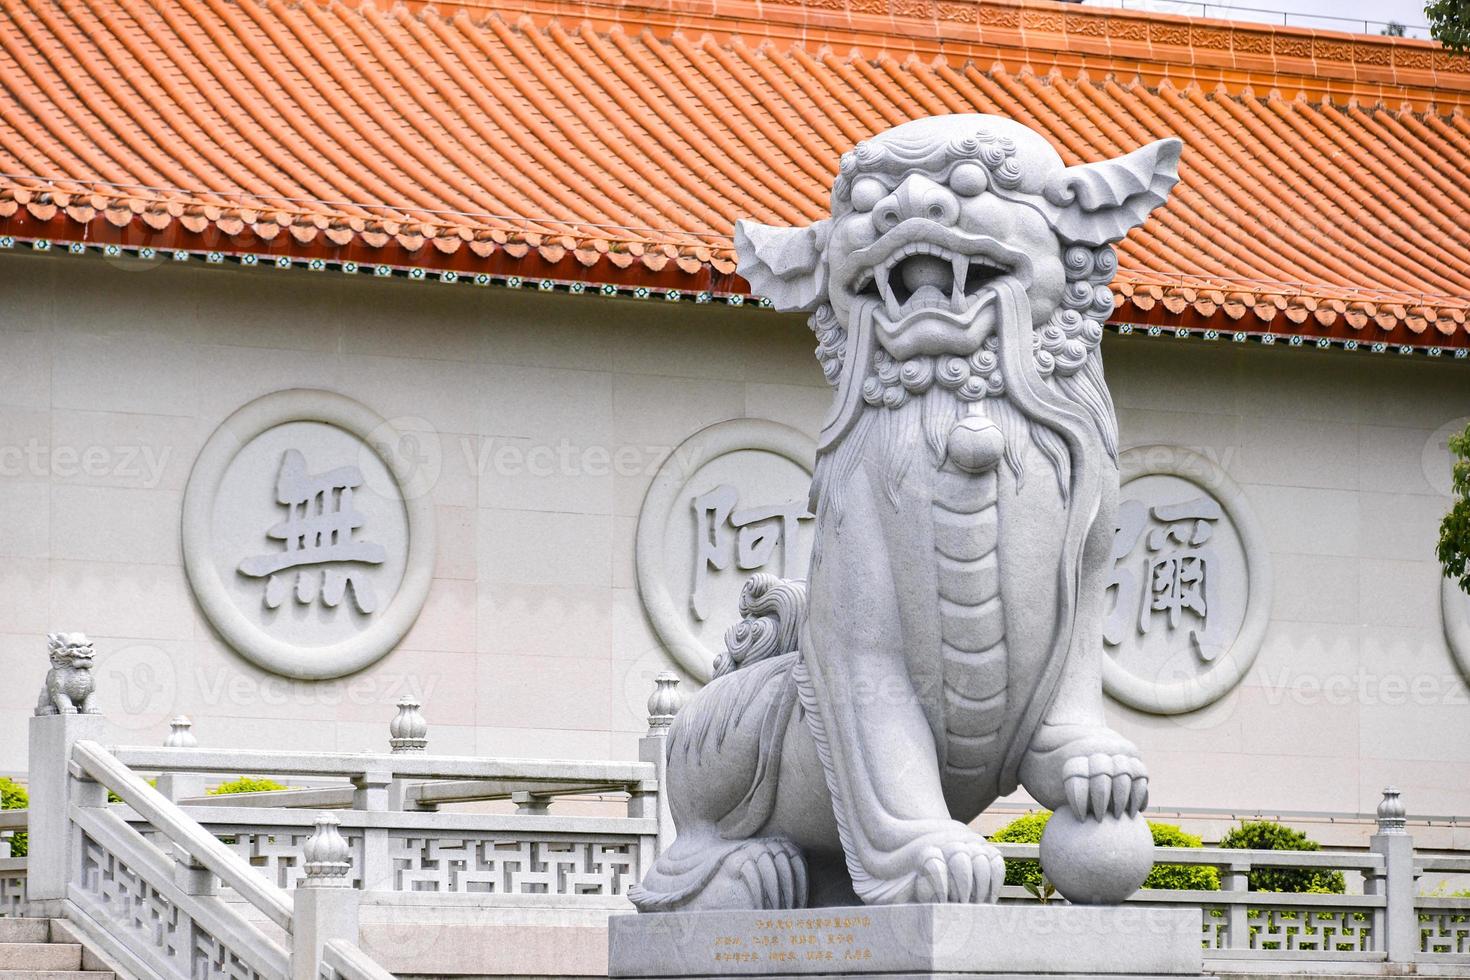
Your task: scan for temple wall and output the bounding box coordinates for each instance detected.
[1,250,1467,820]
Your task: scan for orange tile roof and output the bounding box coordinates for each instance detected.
[2,0,1469,349]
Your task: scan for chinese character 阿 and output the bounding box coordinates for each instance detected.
[1104,496,1223,662]
[238,450,386,614]
[690,485,810,621]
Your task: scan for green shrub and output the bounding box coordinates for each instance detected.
[989,811,1219,891]
[1218,820,1345,893]
[208,777,287,795]
[1144,822,1220,891]
[990,811,1050,887]
[0,776,27,858]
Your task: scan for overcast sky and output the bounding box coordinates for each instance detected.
[1082,0,1431,38]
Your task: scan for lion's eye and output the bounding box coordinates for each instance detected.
[850,177,887,213]
[950,162,989,197]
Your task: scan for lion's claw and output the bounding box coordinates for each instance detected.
[903,834,1003,904]
[1063,751,1148,819]
[732,838,808,909]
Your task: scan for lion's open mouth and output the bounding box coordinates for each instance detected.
[848,222,1032,333]
[854,245,1011,321]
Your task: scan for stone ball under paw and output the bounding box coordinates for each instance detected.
[1039,805,1152,904]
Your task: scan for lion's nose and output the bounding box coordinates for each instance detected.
[873,174,961,230]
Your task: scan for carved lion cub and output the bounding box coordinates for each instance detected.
[34,631,99,716]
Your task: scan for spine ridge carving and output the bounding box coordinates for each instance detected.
[933,466,1007,783]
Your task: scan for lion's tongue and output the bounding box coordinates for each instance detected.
[907,283,945,309]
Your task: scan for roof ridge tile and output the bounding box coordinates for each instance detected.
[0,0,1465,348]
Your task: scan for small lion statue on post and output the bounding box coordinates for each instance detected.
[34,632,99,716]
[631,115,1181,912]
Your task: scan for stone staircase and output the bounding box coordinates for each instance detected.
[0,920,112,979]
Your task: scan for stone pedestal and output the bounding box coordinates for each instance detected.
[27,712,107,906]
[609,904,1202,980]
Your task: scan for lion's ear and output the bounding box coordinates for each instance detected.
[1041,138,1181,246]
[735,219,830,312]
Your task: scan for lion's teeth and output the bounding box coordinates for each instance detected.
[951,254,968,312]
[875,264,900,319]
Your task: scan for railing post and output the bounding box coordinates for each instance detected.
[26,632,107,909]
[293,814,360,980]
[172,842,219,978]
[512,791,550,815]
[352,770,393,891]
[155,716,208,802]
[388,697,427,754]
[1369,786,1416,964]
[164,715,198,748]
[1223,862,1250,950]
[388,697,427,812]
[635,671,682,858]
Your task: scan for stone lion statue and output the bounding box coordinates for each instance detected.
[630,115,1181,912]
[34,631,99,716]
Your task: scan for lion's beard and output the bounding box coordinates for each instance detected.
[809,297,1119,553]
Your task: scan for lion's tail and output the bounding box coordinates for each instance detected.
[712,574,807,677]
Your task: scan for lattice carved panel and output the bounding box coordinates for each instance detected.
[389,835,638,895]
[195,929,271,980]
[0,874,26,917]
[77,832,269,980]
[220,828,364,890]
[1421,910,1470,954]
[1248,906,1373,952]
[1198,906,1228,949]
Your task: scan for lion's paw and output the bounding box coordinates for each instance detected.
[734,837,809,910]
[1062,750,1148,820]
[883,830,1003,905]
[1022,725,1148,820]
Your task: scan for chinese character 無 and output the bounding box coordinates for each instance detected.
[238,450,386,614]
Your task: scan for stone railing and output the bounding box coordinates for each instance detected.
[19,708,395,980]
[0,808,26,917]
[110,746,661,904]
[4,661,1468,977]
[320,937,397,980]
[988,789,1470,972]
[95,689,675,907]
[997,844,1389,961]
[2,672,683,977]
[1416,853,1470,958]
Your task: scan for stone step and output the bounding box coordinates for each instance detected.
[0,922,48,944]
[0,973,114,979]
[0,945,82,972]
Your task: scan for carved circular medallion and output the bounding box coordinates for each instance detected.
[635,420,816,683]
[1444,576,1470,683]
[1102,445,1271,715]
[182,389,435,680]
